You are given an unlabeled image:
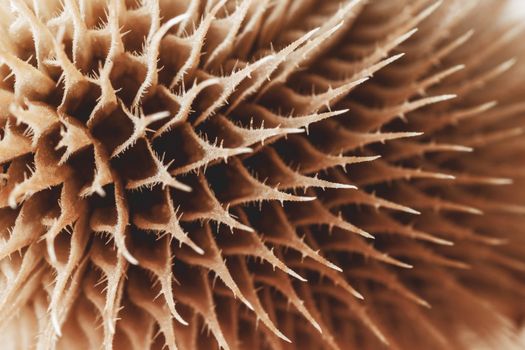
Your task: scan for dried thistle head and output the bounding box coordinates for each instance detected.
[1,0,524,349]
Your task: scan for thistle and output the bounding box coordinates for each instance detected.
[1,0,524,349]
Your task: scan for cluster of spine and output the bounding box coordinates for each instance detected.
[0,0,524,349]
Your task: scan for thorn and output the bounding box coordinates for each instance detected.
[122,250,139,265]
[51,312,62,337]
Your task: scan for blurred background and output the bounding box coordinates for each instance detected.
[505,0,525,19]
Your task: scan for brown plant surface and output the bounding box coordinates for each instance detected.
[0,0,524,349]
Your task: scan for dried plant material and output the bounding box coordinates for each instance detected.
[0,0,524,349]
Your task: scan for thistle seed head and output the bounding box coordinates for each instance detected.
[0,0,524,349]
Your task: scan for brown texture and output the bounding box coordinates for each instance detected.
[0,0,524,349]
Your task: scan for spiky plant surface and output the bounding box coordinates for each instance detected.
[1,0,524,349]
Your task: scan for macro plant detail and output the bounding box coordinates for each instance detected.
[0,0,524,349]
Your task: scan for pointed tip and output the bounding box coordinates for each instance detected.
[312,320,323,333]
[452,145,474,152]
[463,29,475,39]
[441,94,457,101]
[327,261,343,272]
[175,182,192,193]
[123,250,139,265]
[306,26,321,38]
[391,52,406,60]
[489,178,513,185]
[282,336,292,343]
[46,240,58,266]
[274,328,292,343]
[284,128,305,135]
[333,20,345,32]
[437,173,456,180]
[192,245,205,255]
[427,234,454,246]
[468,208,484,215]
[359,230,375,239]
[237,223,255,233]
[353,290,365,300]
[355,76,370,85]
[429,0,444,12]
[244,300,254,311]
[407,28,419,36]
[51,312,62,337]
[236,147,254,155]
[336,183,358,190]
[400,262,414,269]
[405,207,421,215]
[481,100,498,110]
[287,268,307,282]
[484,237,509,246]
[176,316,189,326]
[502,57,517,69]
[455,64,466,71]
[329,108,350,117]
[419,299,432,309]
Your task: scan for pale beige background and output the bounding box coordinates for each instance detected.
[505,0,525,18]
